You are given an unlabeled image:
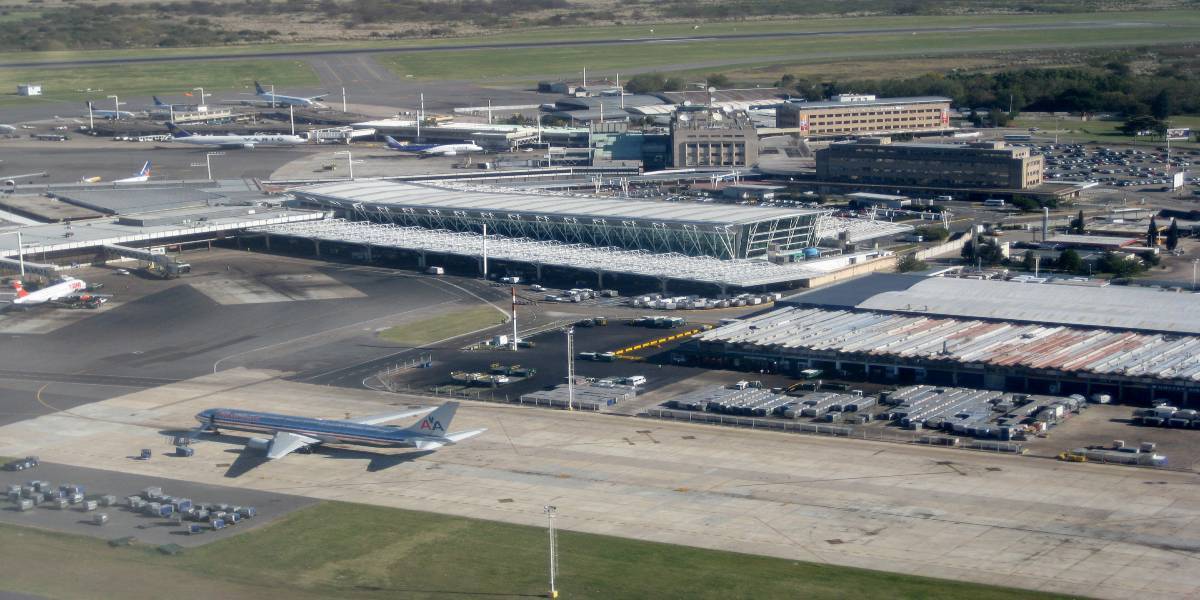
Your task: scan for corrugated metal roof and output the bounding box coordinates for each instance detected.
[699,306,1200,383]
[295,180,821,227]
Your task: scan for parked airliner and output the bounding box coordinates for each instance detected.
[194,401,485,460]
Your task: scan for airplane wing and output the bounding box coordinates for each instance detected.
[444,428,487,443]
[265,431,320,460]
[341,407,436,426]
[309,94,329,101]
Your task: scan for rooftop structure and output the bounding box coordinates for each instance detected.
[670,108,759,169]
[353,119,590,149]
[692,305,1200,391]
[252,218,827,289]
[785,273,1200,335]
[0,206,321,265]
[290,180,824,259]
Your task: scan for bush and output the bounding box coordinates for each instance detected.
[897,254,928,273]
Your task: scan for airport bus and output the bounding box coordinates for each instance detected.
[1003,134,1032,142]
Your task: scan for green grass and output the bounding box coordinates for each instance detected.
[0,502,1082,600]
[0,9,1193,65]
[1013,115,1200,147]
[378,305,505,347]
[377,14,1200,82]
[0,59,318,107]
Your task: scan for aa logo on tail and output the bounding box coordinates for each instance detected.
[420,418,445,433]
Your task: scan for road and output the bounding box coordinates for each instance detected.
[0,20,1164,69]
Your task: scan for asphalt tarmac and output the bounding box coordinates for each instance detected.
[0,251,473,426]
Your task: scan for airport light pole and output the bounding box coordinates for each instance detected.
[544,505,559,599]
[335,150,354,180]
[192,152,224,181]
[1193,258,1198,291]
[106,95,120,120]
[565,327,575,411]
[192,87,208,106]
[87,101,94,130]
[1,231,24,277]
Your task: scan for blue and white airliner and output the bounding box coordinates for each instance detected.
[166,122,307,149]
[194,401,486,460]
[253,81,328,108]
[384,135,485,157]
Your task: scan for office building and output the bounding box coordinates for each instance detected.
[670,107,759,168]
[777,94,951,137]
[816,137,1044,190]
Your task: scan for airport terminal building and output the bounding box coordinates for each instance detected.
[776,94,952,137]
[289,180,823,259]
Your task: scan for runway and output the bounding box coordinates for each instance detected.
[0,20,1164,69]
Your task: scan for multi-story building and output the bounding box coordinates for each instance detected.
[777,94,951,137]
[670,107,759,168]
[815,137,1045,190]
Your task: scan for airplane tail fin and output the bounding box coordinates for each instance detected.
[384,135,402,149]
[404,401,457,435]
[165,122,192,137]
[153,96,165,106]
[139,161,151,177]
[11,281,27,298]
[254,81,267,95]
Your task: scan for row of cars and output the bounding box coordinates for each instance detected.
[1040,143,1195,188]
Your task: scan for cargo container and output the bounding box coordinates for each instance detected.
[211,518,226,530]
[82,500,99,511]
[425,266,444,275]
[189,524,206,534]
[94,513,108,525]
[100,495,118,507]
[17,498,33,511]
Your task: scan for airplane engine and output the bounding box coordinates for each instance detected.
[443,151,457,156]
[247,438,272,452]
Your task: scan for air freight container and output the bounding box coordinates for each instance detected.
[94,513,108,525]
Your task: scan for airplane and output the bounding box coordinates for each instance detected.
[0,124,15,134]
[114,161,152,183]
[194,401,485,460]
[383,135,485,157]
[86,101,135,120]
[253,81,327,108]
[166,123,307,149]
[5,278,110,309]
[80,161,152,184]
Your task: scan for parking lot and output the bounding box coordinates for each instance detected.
[1033,141,1198,190]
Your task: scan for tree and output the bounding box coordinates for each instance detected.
[1071,209,1086,234]
[1022,250,1037,273]
[976,240,1005,265]
[1097,251,1145,278]
[1010,196,1041,212]
[914,225,950,242]
[1056,249,1082,273]
[897,254,928,273]
[1151,89,1172,120]
[1121,114,1163,137]
[1166,218,1180,252]
[961,239,976,261]
[706,73,732,89]
[1147,216,1159,249]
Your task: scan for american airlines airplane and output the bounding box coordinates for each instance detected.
[194,401,485,460]
[384,135,485,157]
[166,123,307,149]
[5,277,109,308]
[253,81,328,108]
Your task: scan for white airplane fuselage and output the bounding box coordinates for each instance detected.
[12,278,87,305]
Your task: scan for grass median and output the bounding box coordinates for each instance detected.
[378,305,506,348]
[0,501,1080,600]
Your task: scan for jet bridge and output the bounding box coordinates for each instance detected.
[103,244,192,279]
[0,257,59,277]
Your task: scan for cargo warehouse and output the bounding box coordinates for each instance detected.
[680,274,1200,404]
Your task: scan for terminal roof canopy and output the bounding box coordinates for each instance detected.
[295,180,822,228]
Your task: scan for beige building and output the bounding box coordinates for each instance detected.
[670,107,759,168]
[815,138,1044,190]
[777,94,951,137]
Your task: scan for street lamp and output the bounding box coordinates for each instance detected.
[335,150,355,180]
[87,101,95,129]
[192,87,208,106]
[1192,258,1198,291]
[106,95,120,120]
[190,152,224,180]
[544,505,559,599]
[565,327,575,411]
